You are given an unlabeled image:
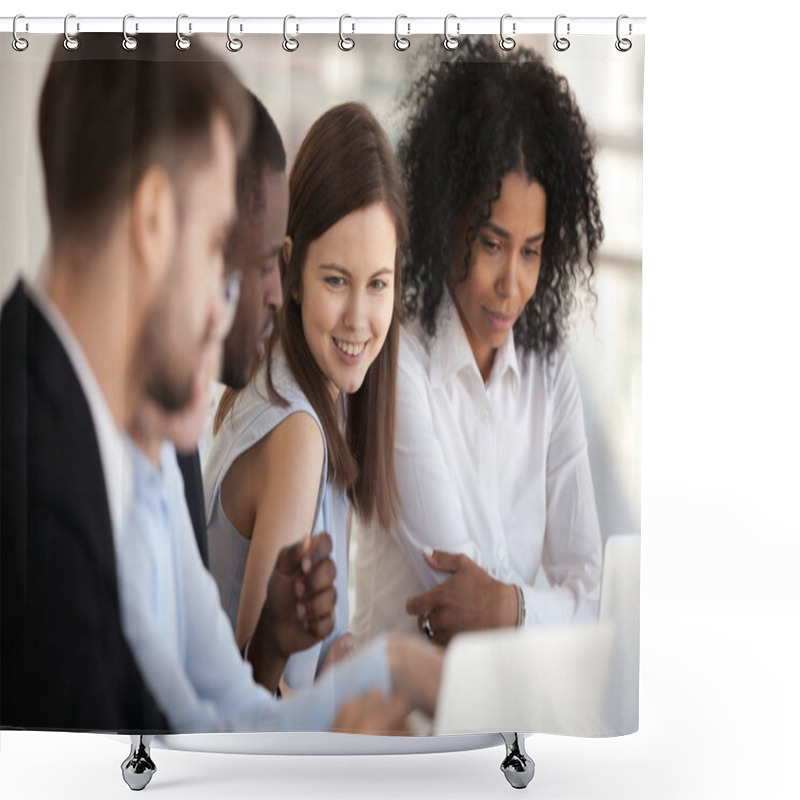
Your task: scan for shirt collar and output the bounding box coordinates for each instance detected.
[429,287,521,393]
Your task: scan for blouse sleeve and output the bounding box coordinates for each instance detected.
[389,336,488,591]
[520,353,603,626]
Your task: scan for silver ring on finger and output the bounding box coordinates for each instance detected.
[422,614,434,640]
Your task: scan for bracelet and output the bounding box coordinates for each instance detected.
[515,584,526,627]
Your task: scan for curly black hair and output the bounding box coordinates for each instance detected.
[398,38,604,356]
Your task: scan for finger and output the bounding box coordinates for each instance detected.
[308,531,333,569]
[405,587,439,617]
[424,547,465,573]
[307,611,335,640]
[303,586,337,622]
[416,609,439,644]
[274,537,309,576]
[334,632,355,655]
[305,557,336,595]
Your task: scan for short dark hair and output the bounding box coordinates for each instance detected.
[236,91,287,216]
[399,38,604,356]
[38,34,251,245]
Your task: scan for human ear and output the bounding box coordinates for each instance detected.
[129,166,177,301]
[282,235,293,269]
[283,236,301,302]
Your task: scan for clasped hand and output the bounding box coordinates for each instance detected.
[406,549,519,646]
[248,531,338,690]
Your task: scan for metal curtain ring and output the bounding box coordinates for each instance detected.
[553,14,570,52]
[122,14,138,51]
[12,15,29,52]
[443,13,459,51]
[227,15,243,52]
[176,14,191,50]
[499,14,516,51]
[339,14,355,51]
[394,14,410,51]
[615,15,632,52]
[283,15,299,52]
[63,13,79,51]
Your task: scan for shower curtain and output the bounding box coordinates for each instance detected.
[0,16,643,772]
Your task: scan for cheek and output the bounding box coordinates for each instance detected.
[302,289,336,343]
[371,296,395,344]
[524,267,541,303]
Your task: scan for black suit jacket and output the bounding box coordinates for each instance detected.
[1,282,168,732]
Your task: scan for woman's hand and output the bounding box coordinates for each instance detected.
[405,550,519,646]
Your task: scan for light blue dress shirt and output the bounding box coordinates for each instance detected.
[116,437,391,733]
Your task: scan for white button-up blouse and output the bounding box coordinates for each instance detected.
[352,289,603,641]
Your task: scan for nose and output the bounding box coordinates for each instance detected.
[264,265,283,311]
[494,252,520,299]
[343,287,368,332]
[211,271,242,342]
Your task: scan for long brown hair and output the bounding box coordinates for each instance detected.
[217,102,407,529]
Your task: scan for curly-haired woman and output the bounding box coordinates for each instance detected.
[353,39,605,646]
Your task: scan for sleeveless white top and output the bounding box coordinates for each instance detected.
[202,351,349,690]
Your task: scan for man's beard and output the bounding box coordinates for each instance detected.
[139,296,196,413]
[220,308,274,390]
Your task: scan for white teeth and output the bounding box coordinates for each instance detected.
[333,338,367,357]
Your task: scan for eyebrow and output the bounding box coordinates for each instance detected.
[318,264,395,278]
[481,220,545,244]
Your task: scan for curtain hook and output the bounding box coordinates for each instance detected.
[12,14,29,52]
[283,15,299,52]
[553,14,570,52]
[122,14,138,51]
[499,14,516,51]
[394,14,411,51]
[339,14,355,51]
[176,14,191,51]
[615,15,632,52]
[63,13,79,51]
[227,15,243,52]
[443,14,460,51]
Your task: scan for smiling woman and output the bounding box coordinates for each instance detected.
[203,102,407,698]
[299,203,397,396]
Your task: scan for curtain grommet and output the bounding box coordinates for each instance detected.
[499,14,516,51]
[176,13,191,51]
[615,15,633,52]
[394,14,411,51]
[443,14,460,51]
[553,14,570,52]
[63,13,80,51]
[122,14,138,51]
[227,15,243,52]
[339,14,355,51]
[12,15,29,52]
[283,15,299,52]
